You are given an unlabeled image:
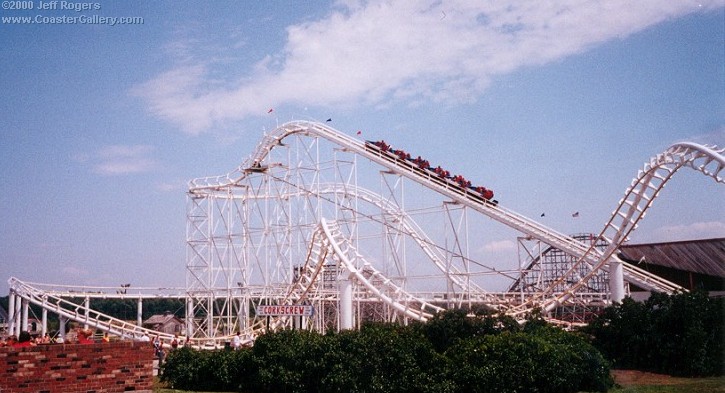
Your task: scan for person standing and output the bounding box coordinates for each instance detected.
[171,334,179,350]
[231,331,241,350]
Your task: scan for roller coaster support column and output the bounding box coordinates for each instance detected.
[207,296,214,337]
[137,297,143,327]
[185,297,193,338]
[7,291,16,337]
[59,316,67,341]
[21,298,29,333]
[339,275,353,330]
[15,295,22,334]
[609,260,625,303]
[84,296,90,330]
[237,296,247,334]
[41,308,48,337]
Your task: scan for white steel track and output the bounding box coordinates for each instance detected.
[7,121,723,343]
[190,121,718,294]
[5,278,209,346]
[534,142,724,312]
[320,218,445,320]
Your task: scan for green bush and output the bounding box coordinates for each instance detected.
[160,347,210,389]
[419,308,520,353]
[250,324,451,393]
[252,329,328,393]
[445,325,612,393]
[320,323,451,393]
[161,346,255,391]
[585,290,724,377]
[161,313,613,393]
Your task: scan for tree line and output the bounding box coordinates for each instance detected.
[583,290,723,377]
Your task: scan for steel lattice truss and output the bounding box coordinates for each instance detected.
[6,121,724,345]
[182,121,724,339]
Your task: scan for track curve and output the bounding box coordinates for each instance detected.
[535,142,724,312]
[190,121,699,305]
[8,122,722,343]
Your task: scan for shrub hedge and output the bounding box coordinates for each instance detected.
[583,290,724,377]
[162,289,723,392]
[161,312,612,393]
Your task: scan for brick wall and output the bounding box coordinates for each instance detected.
[0,341,154,393]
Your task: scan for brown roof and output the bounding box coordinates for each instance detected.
[618,237,725,277]
[143,313,182,326]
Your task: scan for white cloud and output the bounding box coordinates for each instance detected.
[155,181,185,192]
[75,144,159,176]
[133,0,723,134]
[481,239,516,253]
[61,265,90,278]
[650,221,725,242]
[94,159,157,176]
[97,145,154,159]
[686,126,725,147]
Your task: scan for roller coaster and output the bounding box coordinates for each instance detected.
[6,121,724,347]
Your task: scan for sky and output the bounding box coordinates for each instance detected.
[1,0,723,295]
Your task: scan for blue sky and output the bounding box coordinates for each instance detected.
[1,1,723,295]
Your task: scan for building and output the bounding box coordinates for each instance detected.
[142,311,184,334]
[618,237,725,296]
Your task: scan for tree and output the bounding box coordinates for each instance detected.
[584,290,724,377]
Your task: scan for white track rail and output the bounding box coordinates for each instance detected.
[8,122,722,339]
[7,278,180,344]
[6,277,253,348]
[536,142,724,312]
[190,121,707,299]
[312,183,490,296]
[320,218,445,320]
[265,216,445,330]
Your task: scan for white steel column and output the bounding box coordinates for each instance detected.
[7,292,16,337]
[339,274,353,330]
[186,297,194,338]
[207,295,214,337]
[237,296,246,334]
[21,298,29,332]
[84,296,90,329]
[137,297,143,326]
[41,308,48,337]
[609,259,625,303]
[59,316,67,341]
[14,296,21,335]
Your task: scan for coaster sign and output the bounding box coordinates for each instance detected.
[256,305,314,317]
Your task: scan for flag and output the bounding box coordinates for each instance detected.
[356,130,362,135]
[540,213,545,217]
[326,118,332,122]
[572,212,579,217]
[267,108,274,113]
